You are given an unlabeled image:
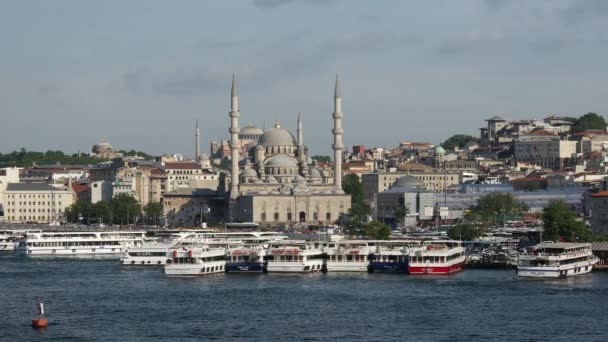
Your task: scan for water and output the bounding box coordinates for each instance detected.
[1,255,607,342]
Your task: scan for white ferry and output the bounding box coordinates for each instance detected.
[120,231,210,266]
[15,231,146,257]
[367,240,419,273]
[517,242,598,278]
[325,240,371,272]
[164,247,226,277]
[408,240,465,275]
[225,243,267,272]
[266,240,325,273]
[0,230,42,252]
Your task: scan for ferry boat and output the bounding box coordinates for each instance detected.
[367,240,418,273]
[266,240,325,273]
[225,243,267,272]
[164,247,226,276]
[15,231,146,257]
[0,230,42,252]
[408,240,465,275]
[121,243,172,266]
[517,242,598,278]
[324,240,371,272]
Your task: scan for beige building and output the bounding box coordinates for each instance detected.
[164,162,219,192]
[362,171,462,203]
[163,188,218,227]
[514,135,577,170]
[2,183,74,223]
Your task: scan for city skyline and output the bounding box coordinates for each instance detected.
[1,0,607,156]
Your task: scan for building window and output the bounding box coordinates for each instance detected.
[326,212,331,221]
[287,213,292,221]
[274,213,279,221]
[313,213,318,220]
[261,213,266,221]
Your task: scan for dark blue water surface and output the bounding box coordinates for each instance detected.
[1,254,608,342]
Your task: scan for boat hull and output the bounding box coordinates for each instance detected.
[517,260,597,278]
[164,261,226,276]
[326,262,368,272]
[226,262,266,273]
[368,262,408,273]
[266,261,324,273]
[408,261,464,275]
[121,256,168,266]
[16,246,125,257]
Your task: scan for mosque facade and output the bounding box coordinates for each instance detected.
[227,75,351,225]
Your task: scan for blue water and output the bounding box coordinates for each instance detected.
[1,254,607,342]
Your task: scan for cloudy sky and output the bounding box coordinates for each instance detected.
[1,0,607,157]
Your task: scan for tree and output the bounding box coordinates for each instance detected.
[343,202,371,236]
[92,201,112,225]
[441,134,480,150]
[394,205,409,226]
[342,173,364,205]
[65,200,94,224]
[472,192,528,224]
[0,148,110,168]
[143,202,163,225]
[364,221,391,240]
[111,193,141,225]
[542,200,591,242]
[572,112,607,132]
[447,223,485,241]
[312,155,331,164]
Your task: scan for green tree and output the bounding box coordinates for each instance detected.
[572,112,607,132]
[542,200,591,242]
[342,173,364,205]
[0,148,110,168]
[111,193,141,225]
[441,134,480,150]
[447,223,485,241]
[312,155,331,164]
[472,192,528,224]
[92,201,112,225]
[65,200,94,224]
[394,205,409,226]
[343,202,371,236]
[365,221,391,240]
[143,202,163,225]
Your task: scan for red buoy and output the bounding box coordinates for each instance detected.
[32,299,48,329]
[32,318,48,329]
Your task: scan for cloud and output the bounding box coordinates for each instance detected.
[153,72,228,96]
[559,0,608,24]
[124,68,147,93]
[253,0,336,10]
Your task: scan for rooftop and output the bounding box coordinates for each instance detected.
[6,183,62,192]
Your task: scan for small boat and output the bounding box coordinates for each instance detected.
[164,247,226,276]
[225,243,267,272]
[408,240,465,275]
[324,240,371,272]
[367,240,418,273]
[266,240,324,273]
[517,242,598,278]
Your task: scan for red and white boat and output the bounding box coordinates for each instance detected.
[408,241,465,275]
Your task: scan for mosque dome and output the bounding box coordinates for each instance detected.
[265,155,299,168]
[259,127,296,147]
[240,124,264,137]
[309,168,324,178]
[393,176,422,188]
[200,153,210,161]
[92,139,113,154]
[434,146,446,154]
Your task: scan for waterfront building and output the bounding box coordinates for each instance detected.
[162,188,220,227]
[2,183,74,223]
[227,75,351,225]
[362,171,462,203]
[164,162,219,193]
[375,176,436,226]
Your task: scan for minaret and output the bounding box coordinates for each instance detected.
[297,112,309,176]
[195,120,200,162]
[297,112,303,149]
[229,74,240,199]
[332,75,344,191]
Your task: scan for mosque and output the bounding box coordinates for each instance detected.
[227,75,351,225]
